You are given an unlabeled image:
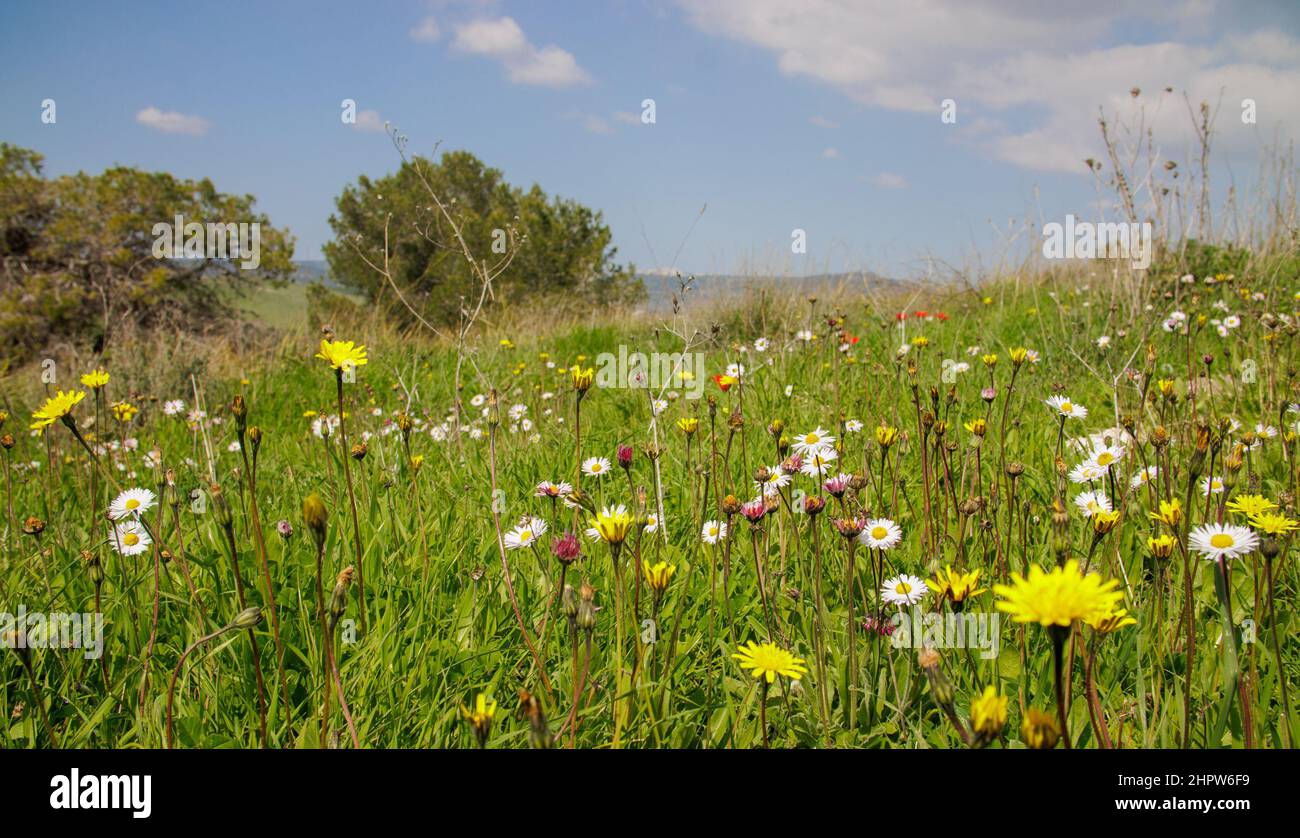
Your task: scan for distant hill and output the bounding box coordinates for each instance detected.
[292,259,349,290]
[638,271,911,312]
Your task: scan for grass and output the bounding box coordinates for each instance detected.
[1,269,1297,749]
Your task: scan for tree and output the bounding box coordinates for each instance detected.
[0,143,295,362]
[324,149,641,325]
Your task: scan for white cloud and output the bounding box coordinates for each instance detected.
[135,106,209,136]
[821,147,840,159]
[614,111,641,125]
[452,16,591,87]
[677,0,1300,173]
[809,115,838,128]
[353,110,386,133]
[583,114,614,135]
[869,172,908,189]
[409,16,441,43]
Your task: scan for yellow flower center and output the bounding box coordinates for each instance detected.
[520,529,533,543]
[1209,533,1234,549]
[871,526,888,539]
[1061,402,1072,413]
[123,533,139,546]
[1096,452,1113,466]
[126,499,140,509]
[805,433,818,444]
[895,582,912,594]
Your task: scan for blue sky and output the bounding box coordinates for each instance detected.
[2,0,1297,278]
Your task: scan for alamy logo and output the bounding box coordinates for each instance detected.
[152,213,261,269]
[1041,214,1152,270]
[50,769,151,819]
[595,346,705,400]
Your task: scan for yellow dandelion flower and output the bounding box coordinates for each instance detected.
[1225,494,1277,519]
[676,417,699,435]
[80,369,110,389]
[112,401,138,423]
[993,560,1123,627]
[732,640,808,683]
[1148,534,1177,558]
[1021,707,1060,749]
[1149,498,1182,527]
[643,561,676,594]
[970,685,1007,739]
[571,366,595,393]
[586,505,635,546]
[928,566,986,604]
[964,418,987,436]
[1249,511,1300,537]
[30,389,86,430]
[315,339,369,371]
[1087,607,1137,634]
[875,425,898,447]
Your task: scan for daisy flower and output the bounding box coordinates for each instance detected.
[109,520,152,556]
[844,419,863,433]
[1068,462,1105,484]
[800,448,838,478]
[1201,475,1225,496]
[755,466,791,496]
[1073,490,1112,518]
[643,513,659,534]
[163,399,186,416]
[1188,523,1259,562]
[1129,465,1159,488]
[753,338,769,352]
[701,520,728,544]
[504,517,547,550]
[534,481,572,499]
[582,456,612,478]
[792,427,835,456]
[109,487,157,520]
[1085,443,1125,470]
[881,574,928,606]
[859,518,902,551]
[1044,395,1087,419]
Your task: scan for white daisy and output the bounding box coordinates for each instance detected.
[881,574,928,606]
[1085,443,1125,470]
[701,520,727,544]
[1201,475,1225,496]
[108,487,156,521]
[1129,465,1159,488]
[643,513,659,534]
[1045,395,1087,419]
[755,466,791,496]
[1188,523,1259,562]
[1073,490,1112,518]
[504,517,547,550]
[800,448,838,478]
[162,399,186,416]
[109,520,152,556]
[792,427,835,456]
[1069,462,1105,484]
[470,394,486,407]
[844,419,864,433]
[859,518,902,551]
[753,338,769,352]
[582,456,612,478]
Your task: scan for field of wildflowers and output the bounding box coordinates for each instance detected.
[3,271,1297,749]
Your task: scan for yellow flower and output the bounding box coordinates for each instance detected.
[112,401,138,423]
[676,417,699,435]
[1021,707,1061,749]
[875,425,898,447]
[409,454,424,472]
[315,339,369,372]
[970,685,1007,739]
[499,338,514,349]
[460,693,497,746]
[1009,347,1028,366]
[928,566,986,604]
[571,366,595,393]
[732,640,808,684]
[587,505,635,546]
[1149,498,1182,528]
[911,335,930,347]
[981,353,998,367]
[1087,607,1137,634]
[30,389,86,430]
[1147,534,1177,558]
[964,418,987,436]
[1091,509,1121,535]
[643,561,676,594]
[1249,511,1300,537]
[1156,378,1176,397]
[994,560,1123,627]
[80,369,110,389]
[1225,494,1277,519]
